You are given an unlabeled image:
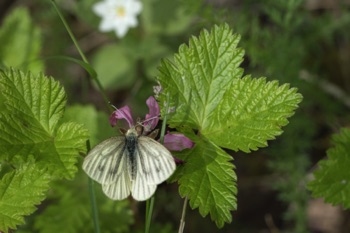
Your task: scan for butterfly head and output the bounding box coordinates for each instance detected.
[125,126,140,137]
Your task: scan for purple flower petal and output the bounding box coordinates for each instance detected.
[109,105,134,127]
[143,96,160,133]
[163,132,194,151]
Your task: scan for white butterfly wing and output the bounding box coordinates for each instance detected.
[131,173,157,201]
[126,136,175,201]
[102,160,132,200]
[83,132,176,201]
[82,137,127,185]
[136,136,176,185]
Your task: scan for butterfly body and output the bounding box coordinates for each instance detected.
[125,129,138,180]
[83,127,176,201]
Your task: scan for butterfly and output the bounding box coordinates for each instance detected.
[82,125,176,201]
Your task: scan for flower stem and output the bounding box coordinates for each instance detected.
[51,0,88,63]
[50,0,110,108]
[178,196,188,233]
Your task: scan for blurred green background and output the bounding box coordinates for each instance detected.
[1,0,350,232]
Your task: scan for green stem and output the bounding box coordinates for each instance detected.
[178,196,188,233]
[50,0,110,108]
[51,0,88,63]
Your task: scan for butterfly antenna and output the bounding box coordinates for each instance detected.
[109,102,118,110]
[139,115,161,125]
[109,102,125,116]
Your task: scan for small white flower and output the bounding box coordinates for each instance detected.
[93,0,142,38]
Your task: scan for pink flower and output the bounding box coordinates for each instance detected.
[143,96,160,134]
[164,132,194,151]
[109,96,194,152]
[109,105,133,127]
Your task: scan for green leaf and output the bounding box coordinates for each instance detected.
[0,69,89,178]
[0,162,51,232]
[176,137,236,228]
[0,7,43,73]
[308,128,350,209]
[158,24,245,130]
[206,76,302,152]
[157,24,302,227]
